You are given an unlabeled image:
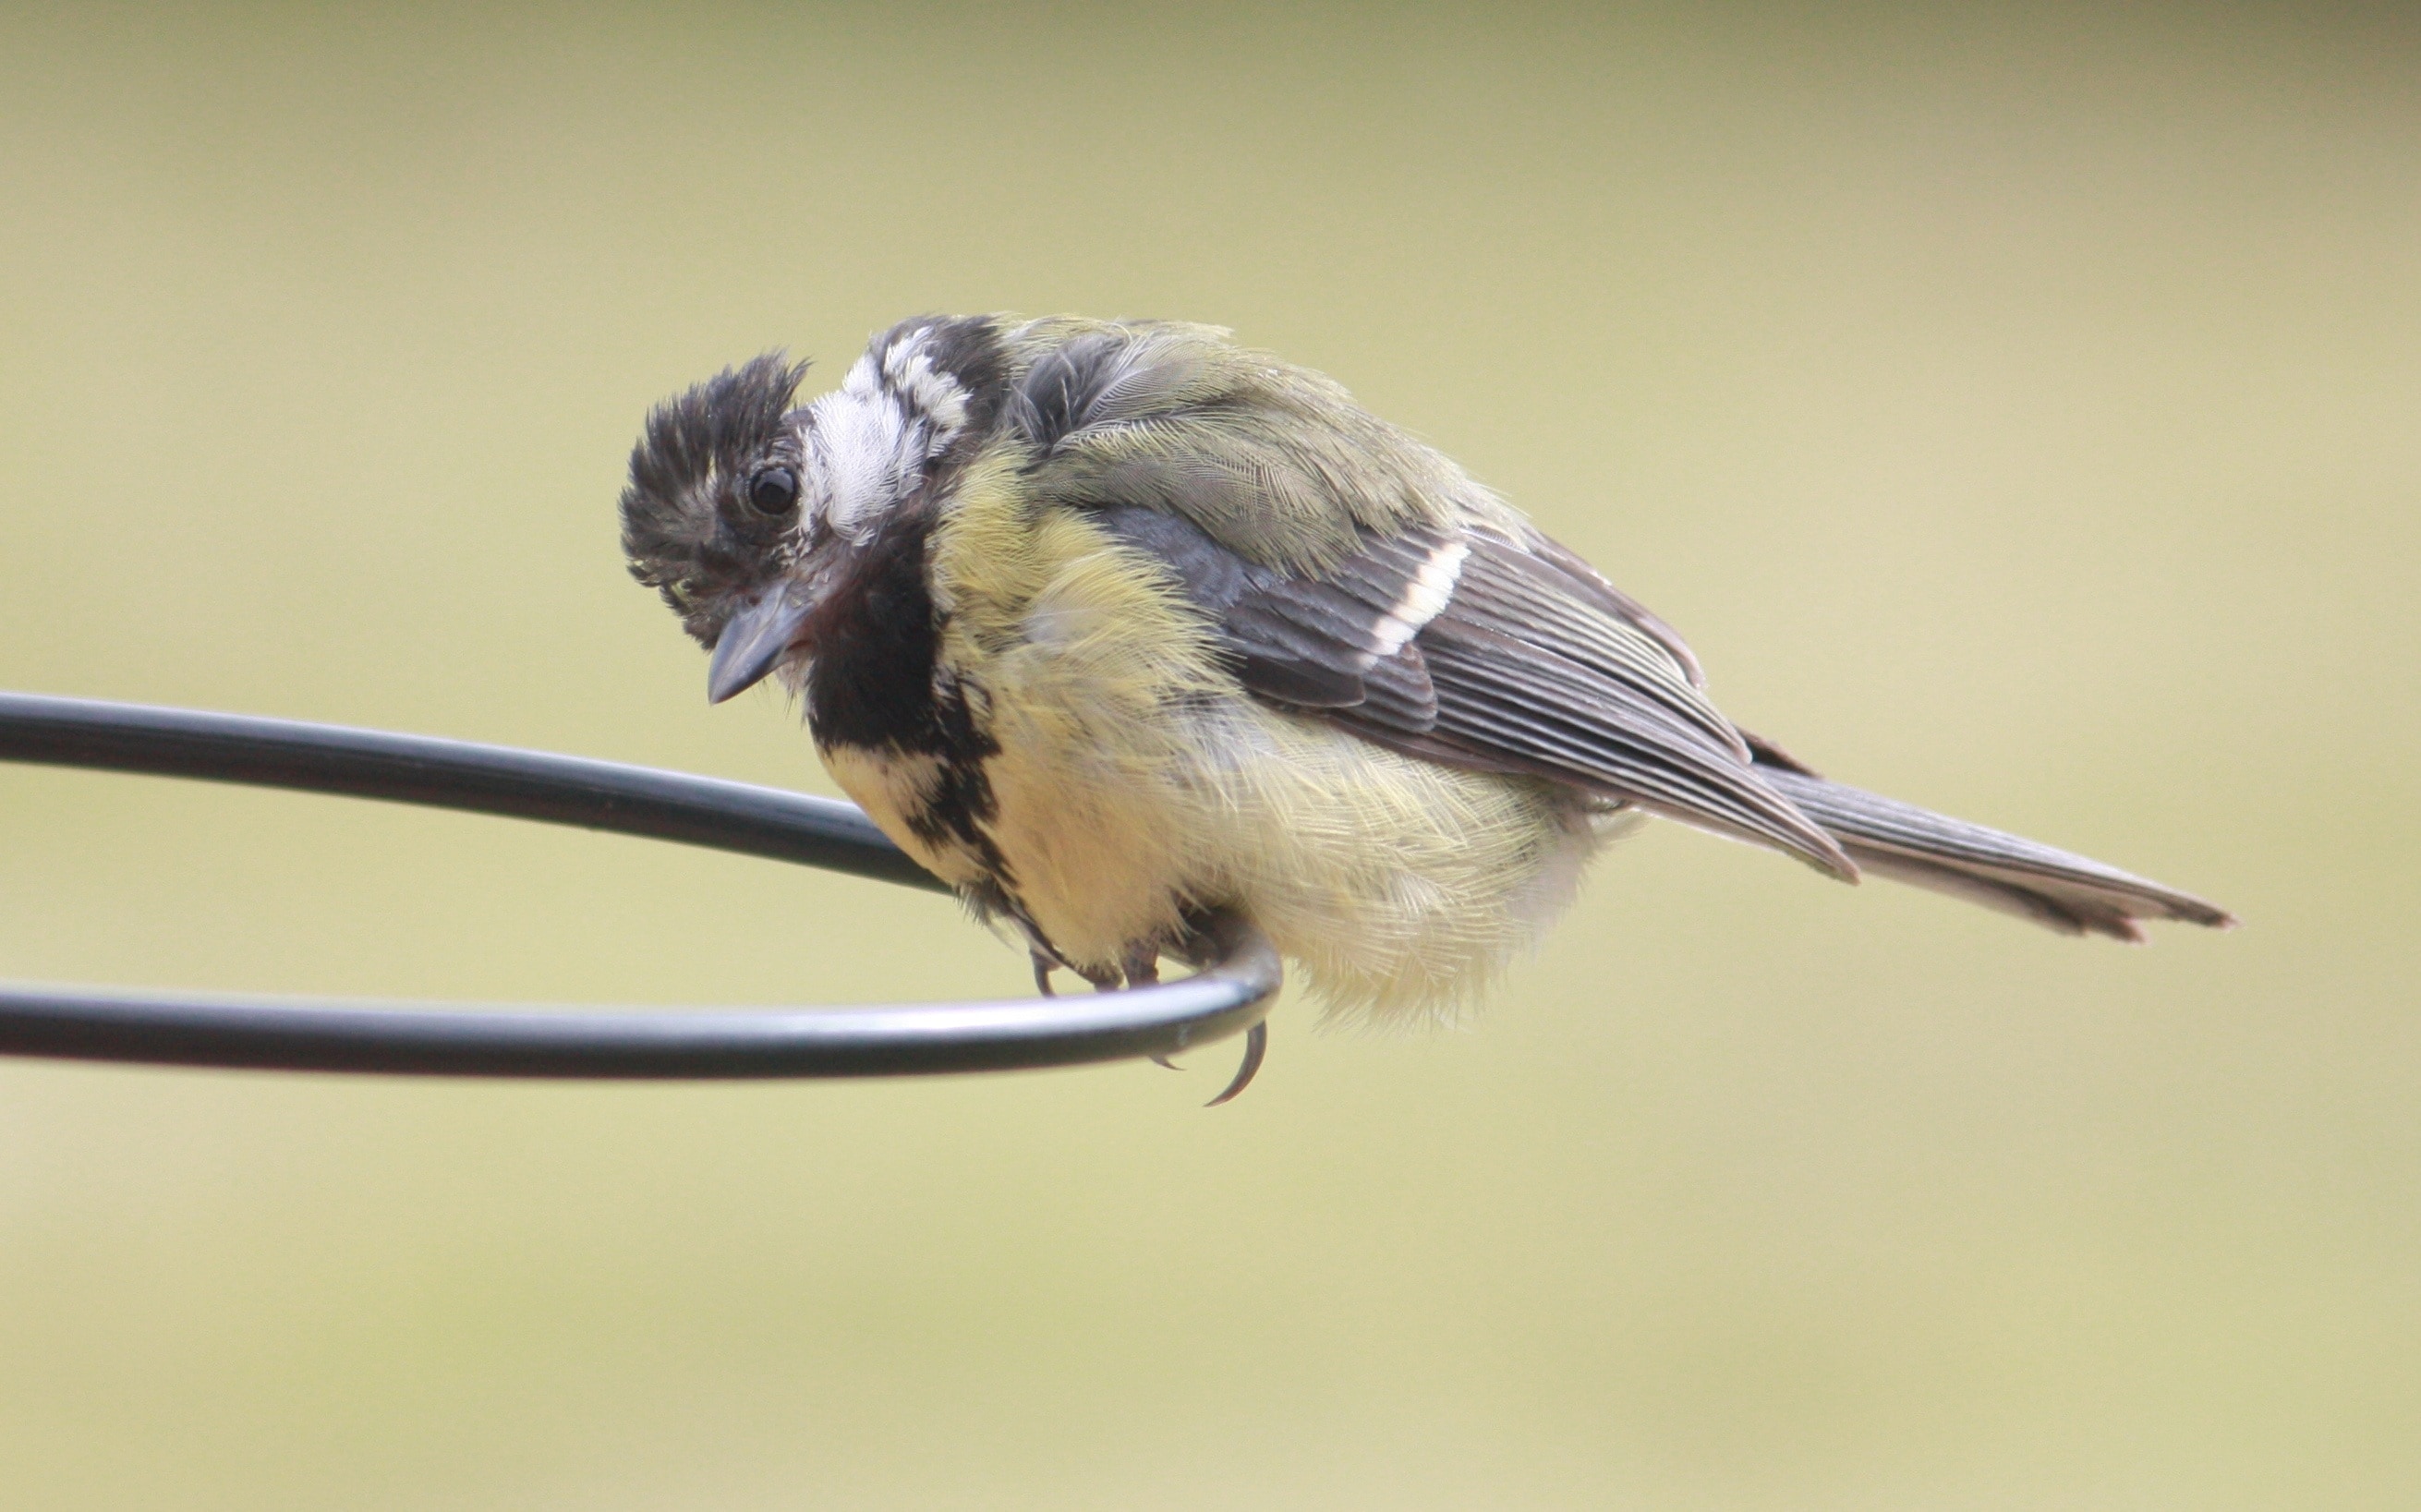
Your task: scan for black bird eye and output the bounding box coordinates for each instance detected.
[747,466,799,516]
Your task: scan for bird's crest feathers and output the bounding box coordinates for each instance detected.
[619,352,809,645]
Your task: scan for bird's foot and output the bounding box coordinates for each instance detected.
[1204,1021,1268,1107]
[1116,947,1190,1070]
[1046,932,1266,1101]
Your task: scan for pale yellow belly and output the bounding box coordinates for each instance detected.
[970,689,1620,1022]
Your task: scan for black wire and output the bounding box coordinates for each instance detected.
[0,692,1278,1078]
[0,691,941,891]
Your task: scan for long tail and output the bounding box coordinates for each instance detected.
[1744,735,2237,942]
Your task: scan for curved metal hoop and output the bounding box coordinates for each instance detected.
[0,692,1279,1079]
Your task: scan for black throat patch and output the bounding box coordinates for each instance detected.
[805,508,1011,891]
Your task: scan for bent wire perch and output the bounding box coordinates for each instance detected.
[0,692,1277,1096]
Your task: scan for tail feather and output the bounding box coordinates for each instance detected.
[1745,741,2236,942]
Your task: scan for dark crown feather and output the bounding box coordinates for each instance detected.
[619,352,808,641]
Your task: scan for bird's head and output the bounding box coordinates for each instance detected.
[618,318,1007,702]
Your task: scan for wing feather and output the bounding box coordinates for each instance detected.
[1087,503,1855,877]
[1437,539,1747,757]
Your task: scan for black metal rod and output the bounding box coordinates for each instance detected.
[0,690,942,891]
[0,692,1279,1078]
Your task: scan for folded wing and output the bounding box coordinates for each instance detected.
[1088,502,1856,880]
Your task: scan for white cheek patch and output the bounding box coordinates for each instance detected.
[806,329,978,540]
[1368,538,1470,657]
[809,389,918,540]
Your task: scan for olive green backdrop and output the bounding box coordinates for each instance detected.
[2,5,2413,1507]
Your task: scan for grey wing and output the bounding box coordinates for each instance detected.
[1090,503,1858,880]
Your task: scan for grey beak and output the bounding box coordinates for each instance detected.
[707,584,815,704]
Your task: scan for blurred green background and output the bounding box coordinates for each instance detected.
[2,5,2414,1507]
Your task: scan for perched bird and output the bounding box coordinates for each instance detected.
[620,315,2232,1092]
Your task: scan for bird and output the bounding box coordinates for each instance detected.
[619,315,2233,1098]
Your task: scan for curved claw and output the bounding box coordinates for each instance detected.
[1203,1020,1268,1107]
[1030,952,1059,998]
[1149,1055,1182,1070]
